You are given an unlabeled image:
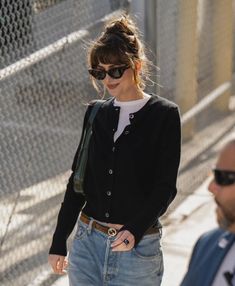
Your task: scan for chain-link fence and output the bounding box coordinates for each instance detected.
[0,1,235,286]
[0,1,129,285]
[151,0,235,216]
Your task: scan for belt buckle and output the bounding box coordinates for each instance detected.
[108,227,117,237]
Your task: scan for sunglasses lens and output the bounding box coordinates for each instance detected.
[214,169,235,186]
[88,66,128,80]
[108,67,125,79]
[88,69,105,80]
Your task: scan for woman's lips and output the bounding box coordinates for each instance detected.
[107,83,119,90]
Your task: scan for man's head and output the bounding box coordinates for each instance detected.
[208,139,235,233]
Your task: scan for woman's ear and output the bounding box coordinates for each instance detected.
[135,60,142,72]
[133,60,142,86]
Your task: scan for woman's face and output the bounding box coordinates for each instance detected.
[97,63,137,98]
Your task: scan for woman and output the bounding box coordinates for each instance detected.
[48,14,181,286]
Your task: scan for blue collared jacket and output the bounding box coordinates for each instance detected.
[181,228,235,286]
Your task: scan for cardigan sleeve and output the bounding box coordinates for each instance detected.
[120,106,181,246]
[49,105,92,256]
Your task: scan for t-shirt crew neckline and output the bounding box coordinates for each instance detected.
[112,94,151,142]
[114,93,151,107]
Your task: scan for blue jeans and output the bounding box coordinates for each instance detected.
[68,218,164,286]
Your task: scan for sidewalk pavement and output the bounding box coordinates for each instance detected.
[161,177,217,286]
[51,177,217,286]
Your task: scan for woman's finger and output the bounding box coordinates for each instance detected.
[112,236,135,251]
[56,257,65,274]
[111,230,128,248]
[48,255,58,273]
[111,230,135,251]
[48,255,66,274]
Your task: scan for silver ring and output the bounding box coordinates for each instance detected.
[123,239,130,246]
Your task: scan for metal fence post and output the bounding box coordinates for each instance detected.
[144,0,158,95]
[175,0,199,141]
[212,0,233,112]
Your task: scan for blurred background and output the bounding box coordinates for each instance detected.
[0,1,235,285]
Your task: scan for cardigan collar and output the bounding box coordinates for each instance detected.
[104,94,160,127]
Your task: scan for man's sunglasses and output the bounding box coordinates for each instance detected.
[88,65,129,80]
[213,169,235,186]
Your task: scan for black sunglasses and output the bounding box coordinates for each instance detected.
[88,65,129,80]
[213,169,235,186]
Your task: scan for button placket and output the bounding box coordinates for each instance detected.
[105,106,119,221]
[105,140,117,220]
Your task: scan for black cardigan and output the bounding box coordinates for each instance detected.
[49,94,181,256]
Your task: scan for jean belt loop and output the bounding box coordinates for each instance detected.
[87,218,94,235]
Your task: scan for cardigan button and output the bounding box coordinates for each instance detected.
[108,169,113,174]
[124,130,130,135]
[112,146,115,152]
[106,191,112,196]
[129,114,134,119]
[105,212,110,218]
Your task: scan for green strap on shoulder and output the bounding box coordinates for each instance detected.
[74,100,105,194]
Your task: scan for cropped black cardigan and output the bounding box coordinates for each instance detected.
[49,94,181,256]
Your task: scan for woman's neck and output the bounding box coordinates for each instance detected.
[115,87,144,102]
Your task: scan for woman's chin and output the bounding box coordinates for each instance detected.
[107,89,120,97]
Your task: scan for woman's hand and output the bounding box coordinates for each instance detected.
[48,254,68,275]
[111,230,135,251]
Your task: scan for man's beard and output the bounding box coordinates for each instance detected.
[215,198,235,229]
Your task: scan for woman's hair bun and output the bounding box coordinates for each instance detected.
[105,15,137,37]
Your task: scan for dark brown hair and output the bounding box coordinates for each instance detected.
[87,14,151,93]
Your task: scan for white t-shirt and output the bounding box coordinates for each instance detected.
[113,93,151,142]
[212,241,235,286]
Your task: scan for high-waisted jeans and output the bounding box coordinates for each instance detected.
[68,217,164,286]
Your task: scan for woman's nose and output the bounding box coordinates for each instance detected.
[103,74,113,83]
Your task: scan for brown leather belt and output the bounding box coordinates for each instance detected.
[80,212,160,237]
